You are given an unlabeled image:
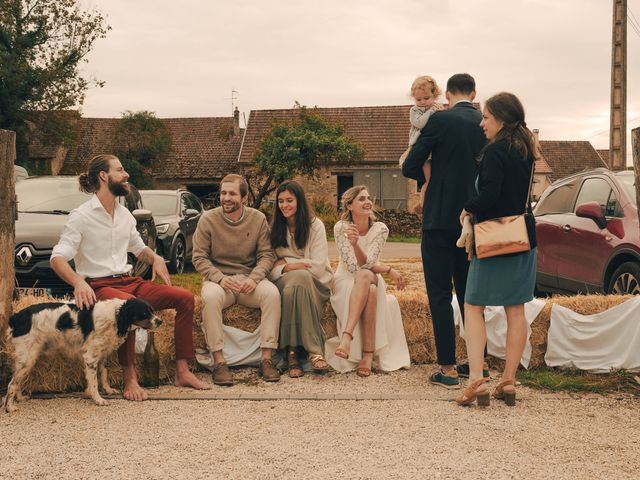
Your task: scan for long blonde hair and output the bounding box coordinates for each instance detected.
[340,185,376,226]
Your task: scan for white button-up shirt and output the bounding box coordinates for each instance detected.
[51,195,147,278]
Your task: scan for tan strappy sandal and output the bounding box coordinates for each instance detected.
[493,379,517,406]
[308,354,330,374]
[356,350,374,377]
[335,331,353,359]
[455,378,489,407]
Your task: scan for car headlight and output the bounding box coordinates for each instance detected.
[156,224,169,234]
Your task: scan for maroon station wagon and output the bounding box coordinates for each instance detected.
[534,168,639,295]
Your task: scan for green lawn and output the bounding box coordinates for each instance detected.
[327,235,421,243]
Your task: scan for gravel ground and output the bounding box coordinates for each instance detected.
[2,365,638,480]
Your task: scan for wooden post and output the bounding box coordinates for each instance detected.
[609,0,627,171]
[0,130,17,390]
[632,127,640,227]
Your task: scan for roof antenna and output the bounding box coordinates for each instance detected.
[231,89,239,115]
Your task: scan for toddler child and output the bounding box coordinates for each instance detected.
[399,75,441,213]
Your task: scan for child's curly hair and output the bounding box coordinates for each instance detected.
[410,75,441,98]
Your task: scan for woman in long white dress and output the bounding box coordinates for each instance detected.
[325,185,410,376]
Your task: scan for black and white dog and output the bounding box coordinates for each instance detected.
[3,298,162,412]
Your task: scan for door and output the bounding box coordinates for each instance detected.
[381,169,407,210]
[336,174,353,210]
[533,179,580,291]
[354,170,381,206]
[555,177,617,293]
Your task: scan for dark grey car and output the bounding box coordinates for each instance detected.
[14,176,157,298]
[139,189,204,274]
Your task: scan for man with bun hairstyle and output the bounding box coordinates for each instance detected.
[51,154,209,400]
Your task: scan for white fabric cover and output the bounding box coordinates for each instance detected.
[452,296,546,368]
[195,325,263,368]
[545,297,640,373]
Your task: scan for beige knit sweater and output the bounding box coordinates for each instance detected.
[192,206,275,284]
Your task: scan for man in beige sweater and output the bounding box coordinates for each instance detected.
[192,174,280,385]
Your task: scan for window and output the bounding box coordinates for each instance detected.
[574,178,619,217]
[185,193,203,212]
[534,182,578,215]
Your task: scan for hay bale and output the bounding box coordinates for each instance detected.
[527,294,631,368]
[4,292,635,393]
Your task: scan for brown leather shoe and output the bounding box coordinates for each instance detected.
[212,362,234,386]
[258,359,281,382]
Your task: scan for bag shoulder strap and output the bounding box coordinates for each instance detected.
[524,158,535,213]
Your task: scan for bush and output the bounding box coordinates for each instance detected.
[311,199,340,235]
[375,209,422,238]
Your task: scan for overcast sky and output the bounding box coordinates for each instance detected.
[81,0,640,162]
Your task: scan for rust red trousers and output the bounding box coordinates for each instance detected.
[87,276,194,366]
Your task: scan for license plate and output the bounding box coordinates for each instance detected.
[18,287,51,298]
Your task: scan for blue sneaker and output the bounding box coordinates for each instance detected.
[429,369,460,389]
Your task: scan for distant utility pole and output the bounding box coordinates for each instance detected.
[609,0,627,171]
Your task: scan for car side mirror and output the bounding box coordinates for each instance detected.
[575,202,607,229]
[132,208,153,222]
[185,208,199,218]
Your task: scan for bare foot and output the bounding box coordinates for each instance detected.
[357,352,373,372]
[335,332,353,359]
[174,370,210,390]
[356,352,374,377]
[122,378,148,401]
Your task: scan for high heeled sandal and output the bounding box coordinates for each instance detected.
[287,349,304,378]
[334,331,353,359]
[493,379,517,406]
[356,350,374,378]
[455,378,490,407]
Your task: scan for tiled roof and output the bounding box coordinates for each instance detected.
[596,149,610,165]
[538,141,608,182]
[60,117,242,180]
[533,151,553,175]
[238,105,434,165]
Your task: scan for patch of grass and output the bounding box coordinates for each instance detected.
[518,368,639,395]
[386,236,421,243]
[167,271,202,296]
[327,235,421,243]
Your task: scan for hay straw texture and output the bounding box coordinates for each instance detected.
[2,292,632,393]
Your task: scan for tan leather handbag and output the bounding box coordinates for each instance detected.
[473,162,534,259]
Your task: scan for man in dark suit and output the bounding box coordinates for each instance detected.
[402,73,486,388]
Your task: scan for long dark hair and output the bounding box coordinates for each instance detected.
[483,92,534,160]
[78,154,117,193]
[270,181,314,250]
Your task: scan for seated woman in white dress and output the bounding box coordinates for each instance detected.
[325,185,410,376]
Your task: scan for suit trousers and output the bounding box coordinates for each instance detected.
[88,276,195,366]
[200,277,281,353]
[421,229,469,366]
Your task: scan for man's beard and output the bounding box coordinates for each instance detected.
[222,201,241,214]
[108,177,130,196]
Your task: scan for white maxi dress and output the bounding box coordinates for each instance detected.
[325,220,410,372]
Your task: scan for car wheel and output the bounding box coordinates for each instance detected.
[169,236,186,274]
[607,262,640,295]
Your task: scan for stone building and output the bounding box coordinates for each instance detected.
[59,110,243,199]
[238,105,420,210]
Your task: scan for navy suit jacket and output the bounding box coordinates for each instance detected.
[402,102,486,231]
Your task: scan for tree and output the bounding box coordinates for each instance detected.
[0,0,110,164]
[247,104,364,208]
[115,111,172,189]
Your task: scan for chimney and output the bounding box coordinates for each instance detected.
[532,128,539,142]
[233,107,240,136]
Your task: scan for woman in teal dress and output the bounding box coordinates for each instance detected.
[457,92,537,407]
